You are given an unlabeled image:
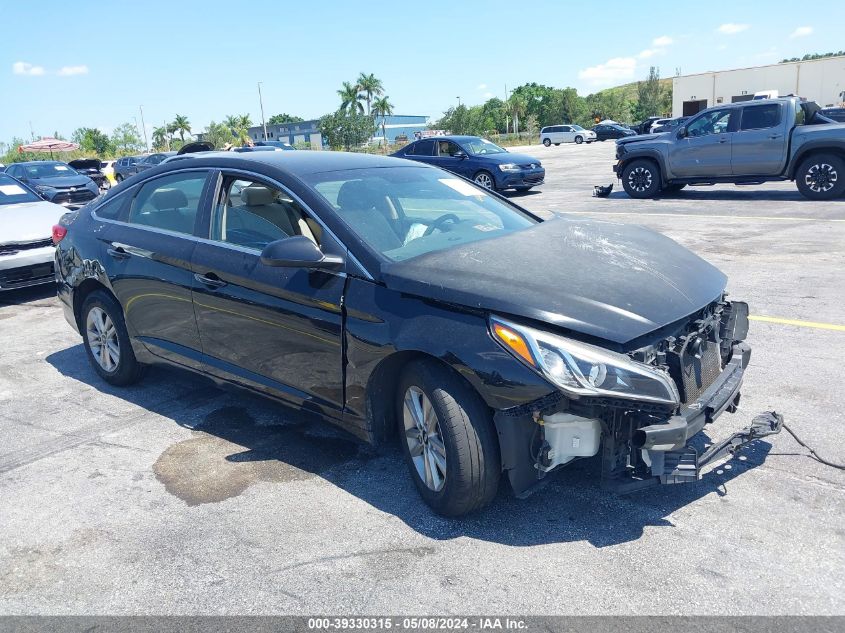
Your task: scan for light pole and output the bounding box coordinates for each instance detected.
[456,96,461,108]
[258,82,268,141]
[139,105,149,151]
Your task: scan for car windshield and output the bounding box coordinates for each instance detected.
[21,162,76,178]
[570,125,585,131]
[305,166,538,262]
[462,138,507,155]
[0,174,41,205]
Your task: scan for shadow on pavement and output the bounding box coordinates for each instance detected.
[46,344,774,548]
[0,283,57,307]
[608,189,833,202]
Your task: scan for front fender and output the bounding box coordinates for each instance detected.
[617,148,670,183]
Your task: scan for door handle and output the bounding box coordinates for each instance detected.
[194,272,227,289]
[769,134,782,139]
[106,246,130,260]
[718,138,728,144]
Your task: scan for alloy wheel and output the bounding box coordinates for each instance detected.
[403,386,447,492]
[474,173,493,189]
[627,166,653,192]
[86,307,120,372]
[805,163,838,193]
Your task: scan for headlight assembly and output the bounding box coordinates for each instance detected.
[490,316,679,405]
[497,163,521,172]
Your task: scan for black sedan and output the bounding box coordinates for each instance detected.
[592,124,636,141]
[53,151,780,515]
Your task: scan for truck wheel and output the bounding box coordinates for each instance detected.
[543,138,551,147]
[621,159,661,199]
[796,154,845,200]
[397,359,500,516]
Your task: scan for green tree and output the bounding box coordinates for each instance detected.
[71,127,114,156]
[318,110,375,151]
[356,72,384,116]
[371,96,394,146]
[338,81,364,114]
[224,114,253,145]
[507,94,528,134]
[152,126,170,151]
[202,121,236,149]
[110,123,143,154]
[171,114,192,142]
[633,66,667,120]
[268,113,305,125]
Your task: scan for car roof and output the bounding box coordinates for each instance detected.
[155,150,417,177]
[14,160,67,166]
[416,135,484,143]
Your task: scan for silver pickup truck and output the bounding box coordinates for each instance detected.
[613,97,845,200]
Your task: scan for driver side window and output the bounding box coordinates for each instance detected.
[436,141,462,157]
[211,177,323,250]
[687,109,733,137]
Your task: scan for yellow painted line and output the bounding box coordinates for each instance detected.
[750,315,845,331]
[561,211,845,222]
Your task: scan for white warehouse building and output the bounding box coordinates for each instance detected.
[672,56,845,117]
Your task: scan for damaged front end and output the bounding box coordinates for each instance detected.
[491,298,783,497]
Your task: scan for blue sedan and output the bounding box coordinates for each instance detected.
[392,136,545,192]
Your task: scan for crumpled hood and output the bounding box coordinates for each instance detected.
[30,174,93,188]
[0,200,67,243]
[381,216,726,346]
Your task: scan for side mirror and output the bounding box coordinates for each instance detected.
[260,235,344,270]
[676,128,687,139]
[453,151,468,159]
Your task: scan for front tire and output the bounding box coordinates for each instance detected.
[542,138,551,147]
[621,159,661,199]
[796,153,845,200]
[574,135,584,144]
[397,360,500,516]
[473,170,495,191]
[81,290,145,386]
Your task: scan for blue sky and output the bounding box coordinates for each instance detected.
[1,0,843,143]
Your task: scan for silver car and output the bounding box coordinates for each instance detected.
[0,173,68,291]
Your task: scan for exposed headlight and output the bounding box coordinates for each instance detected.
[497,163,521,172]
[34,185,55,193]
[490,316,679,405]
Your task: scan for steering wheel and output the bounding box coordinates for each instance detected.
[423,213,461,236]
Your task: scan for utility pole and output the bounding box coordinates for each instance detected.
[456,96,461,108]
[504,84,509,134]
[29,121,36,141]
[139,105,149,151]
[258,82,268,141]
[163,120,170,151]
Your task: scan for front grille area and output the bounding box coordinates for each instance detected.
[523,174,544,185]
[0,238,53,255]
[0,262,54,288]
[52,189,95,205]
[668,339,722,403]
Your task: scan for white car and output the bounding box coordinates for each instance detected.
[540,124,596,146]
[0,173,67,291]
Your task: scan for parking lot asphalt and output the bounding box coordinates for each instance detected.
[1,141,843,615]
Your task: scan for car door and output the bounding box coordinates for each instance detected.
[190,172,346,419]
[404,139,436,166]
[730,103,788,176]
[96,169,213,369]
[431,140,469,177]
[559,126,574,143]
[668,108,735,178]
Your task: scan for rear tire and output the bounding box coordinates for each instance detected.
[796,153,845,200]
[621,159,661,199]
[543,138,551,147]
[575,136,584,144]
[81,290,145,386]
[396,359,500,516]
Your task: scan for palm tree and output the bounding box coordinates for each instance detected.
[171,114,191,142]
[223,114,253,146]
[152,126,168,151]
[338,81,364,114]
[357,72,384,116]
[507,94,527,135]
[371,96,394,150]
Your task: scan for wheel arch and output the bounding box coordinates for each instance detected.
[73,278,113,331]
[618,151,667,184]
[788,143,845,179]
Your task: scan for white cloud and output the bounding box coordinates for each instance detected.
[578,57,637,85]
[12,61,45,76]
[652,35,673,47]
[477,83,487,90]
[58,65,88,76]
[717,23,749,35]
[638,48,662,59]
[789,26,813,38]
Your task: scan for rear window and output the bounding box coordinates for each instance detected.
[407,140,434,156]
[741,104,781,131]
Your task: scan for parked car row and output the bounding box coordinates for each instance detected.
[3,161,101,208]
